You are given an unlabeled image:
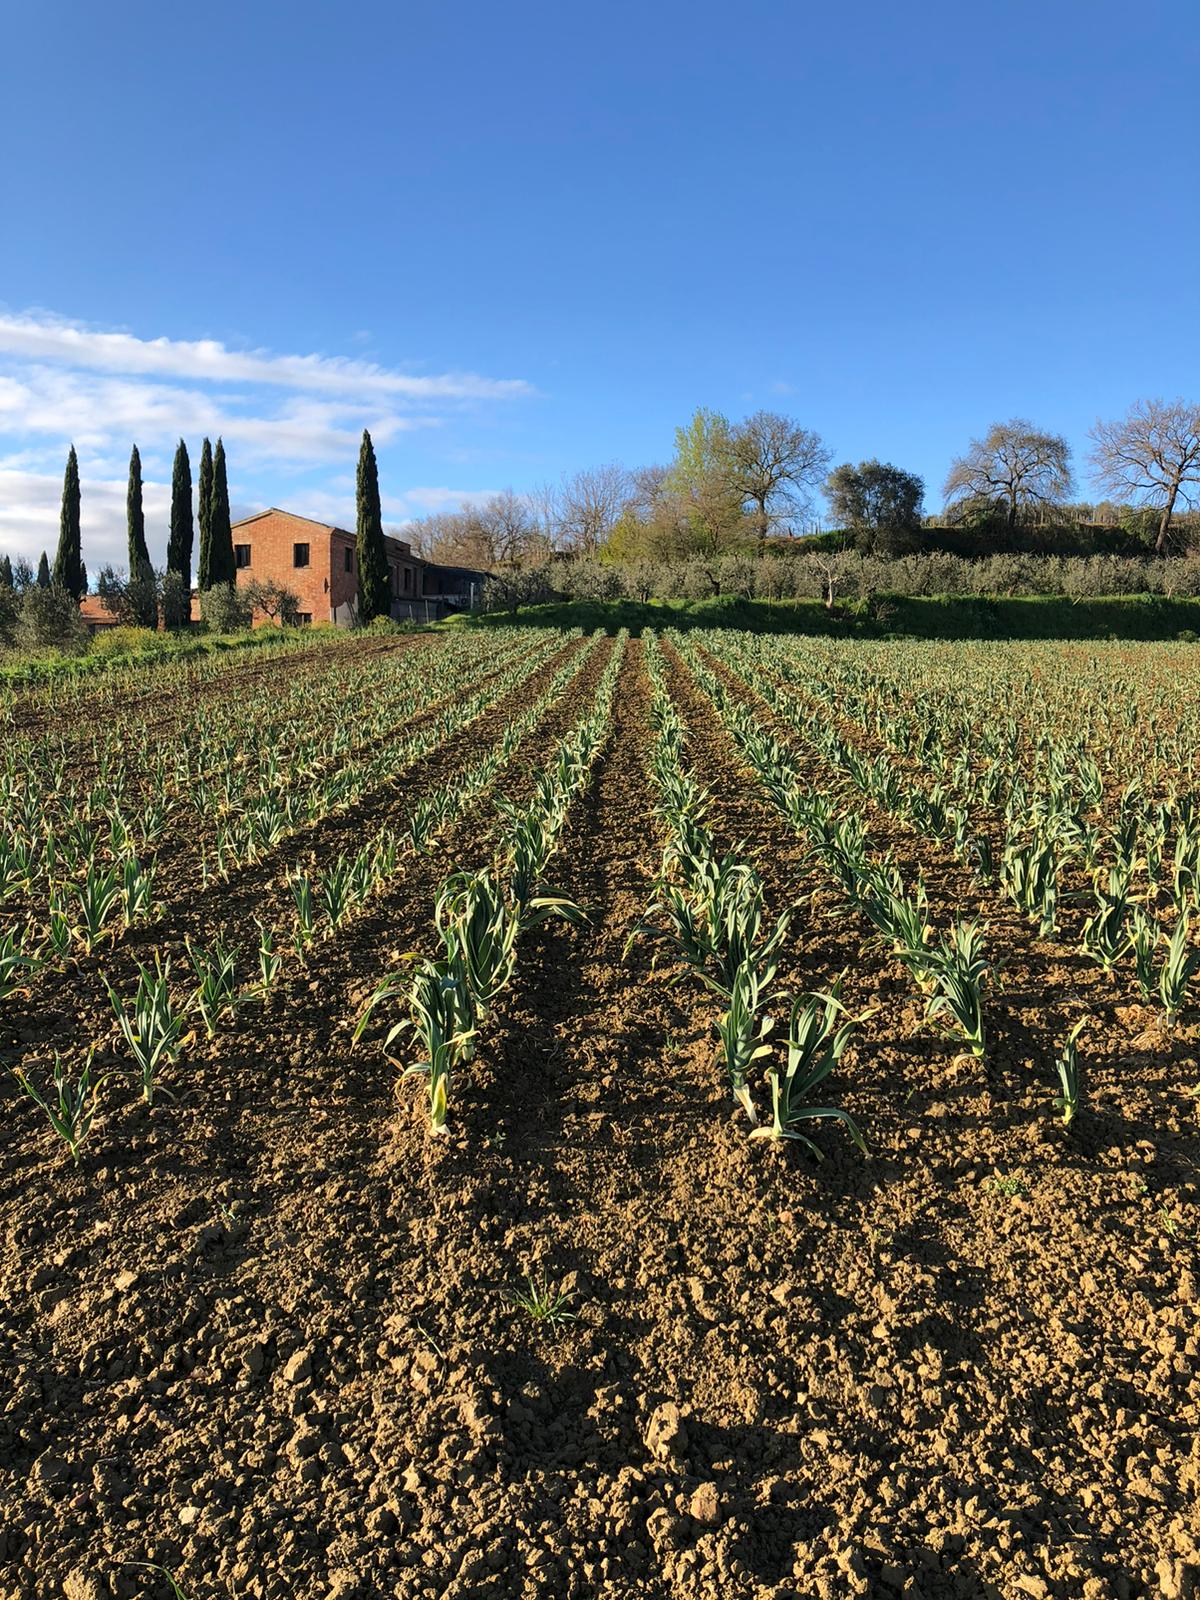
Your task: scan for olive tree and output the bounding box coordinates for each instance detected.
[825,460,925,553]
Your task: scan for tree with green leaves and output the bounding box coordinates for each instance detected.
[196,437,214,589]
[53,445,84,598]
[355,429,390,621]
[166,439,194,593]
[825,459,926,553]
[126,445,158,627]
[207,438,235,587]
[37,552,51,589]
[0,555,12,590]
[664,408,746,554]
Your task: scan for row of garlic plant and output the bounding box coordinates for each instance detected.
[286,635,604,957]
[628,635,867,1154]
[8,635,597,1162]
[0,632,568,1004]
[1,628,548,932]
[673,634,990,1062]
[355,634,628,1133]
[716,631,1199,1031]
[0,619,356,728]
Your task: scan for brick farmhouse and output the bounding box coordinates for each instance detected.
[230,509,482,625]
[80,507,483,630]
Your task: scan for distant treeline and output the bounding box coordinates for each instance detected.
[410,402,1200,573]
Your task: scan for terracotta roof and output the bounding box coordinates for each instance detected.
[79,595,120,626]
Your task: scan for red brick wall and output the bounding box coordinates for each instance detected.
[231,511,334,624]
[330,529,423,623]
[230,510,425,625]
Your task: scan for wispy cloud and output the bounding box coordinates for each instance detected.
[0,309,536,565]
[286,483,502,533]
[0,367,435,463]
[0,467,171,572]
[0,311,534,401]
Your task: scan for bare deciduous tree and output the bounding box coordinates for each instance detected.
[728,411,831,541]
[1089,398,1200,554]
[943,420,1074,528]
[543,463,632,554]
[405,491,546,571]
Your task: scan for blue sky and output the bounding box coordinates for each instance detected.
[1,0,1197,569]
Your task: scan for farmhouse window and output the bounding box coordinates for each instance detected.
[293,543,310,568]
[344,547,353,572]
[235,544,251,569]
[403,567,411,592]
[297,612,313,626]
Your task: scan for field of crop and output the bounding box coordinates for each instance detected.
[3,625,1199,1600]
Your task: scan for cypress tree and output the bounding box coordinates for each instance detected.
[197,437,214,590]
[80,561,88,595]
[53,445,84,598]
[355,429,389,622]
[37,551,51,588]
[167,440,194,592]
[0,555,12,590]
[207,438,235,587]
[127,445,157,627]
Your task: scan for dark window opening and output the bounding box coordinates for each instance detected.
[344,547,353,573]
[403,567,411,592]
[235,544,251,569]
[297,612,313,626]
[293,543,310,568]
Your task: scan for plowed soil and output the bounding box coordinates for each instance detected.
[2,638,1199,1600]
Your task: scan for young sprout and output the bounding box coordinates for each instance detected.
[436,869,519,1026]
[255,919,281,996]
[45,902,72,961]
[72,863,123,953]
[289,869,316,957]
[752,985,869,1156]
[926,919,988,1059]
[1080,867,1133,973]
[1130,908,1158,1001]
[318,854,356,930]
[124,1565,193,1600]
[11,1050,107,1165]
[0,926,41,1000]
[120,853,157,929]
[714,959,775,1125]
[509,1273,578,1332]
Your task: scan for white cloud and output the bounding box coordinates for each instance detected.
[0,311,534,402]
[285,483,502,531]
[0,468,172,573]
[0,308,538,565]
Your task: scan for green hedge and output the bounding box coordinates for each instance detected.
[0,624,326,688]
[457,592,1200,640]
